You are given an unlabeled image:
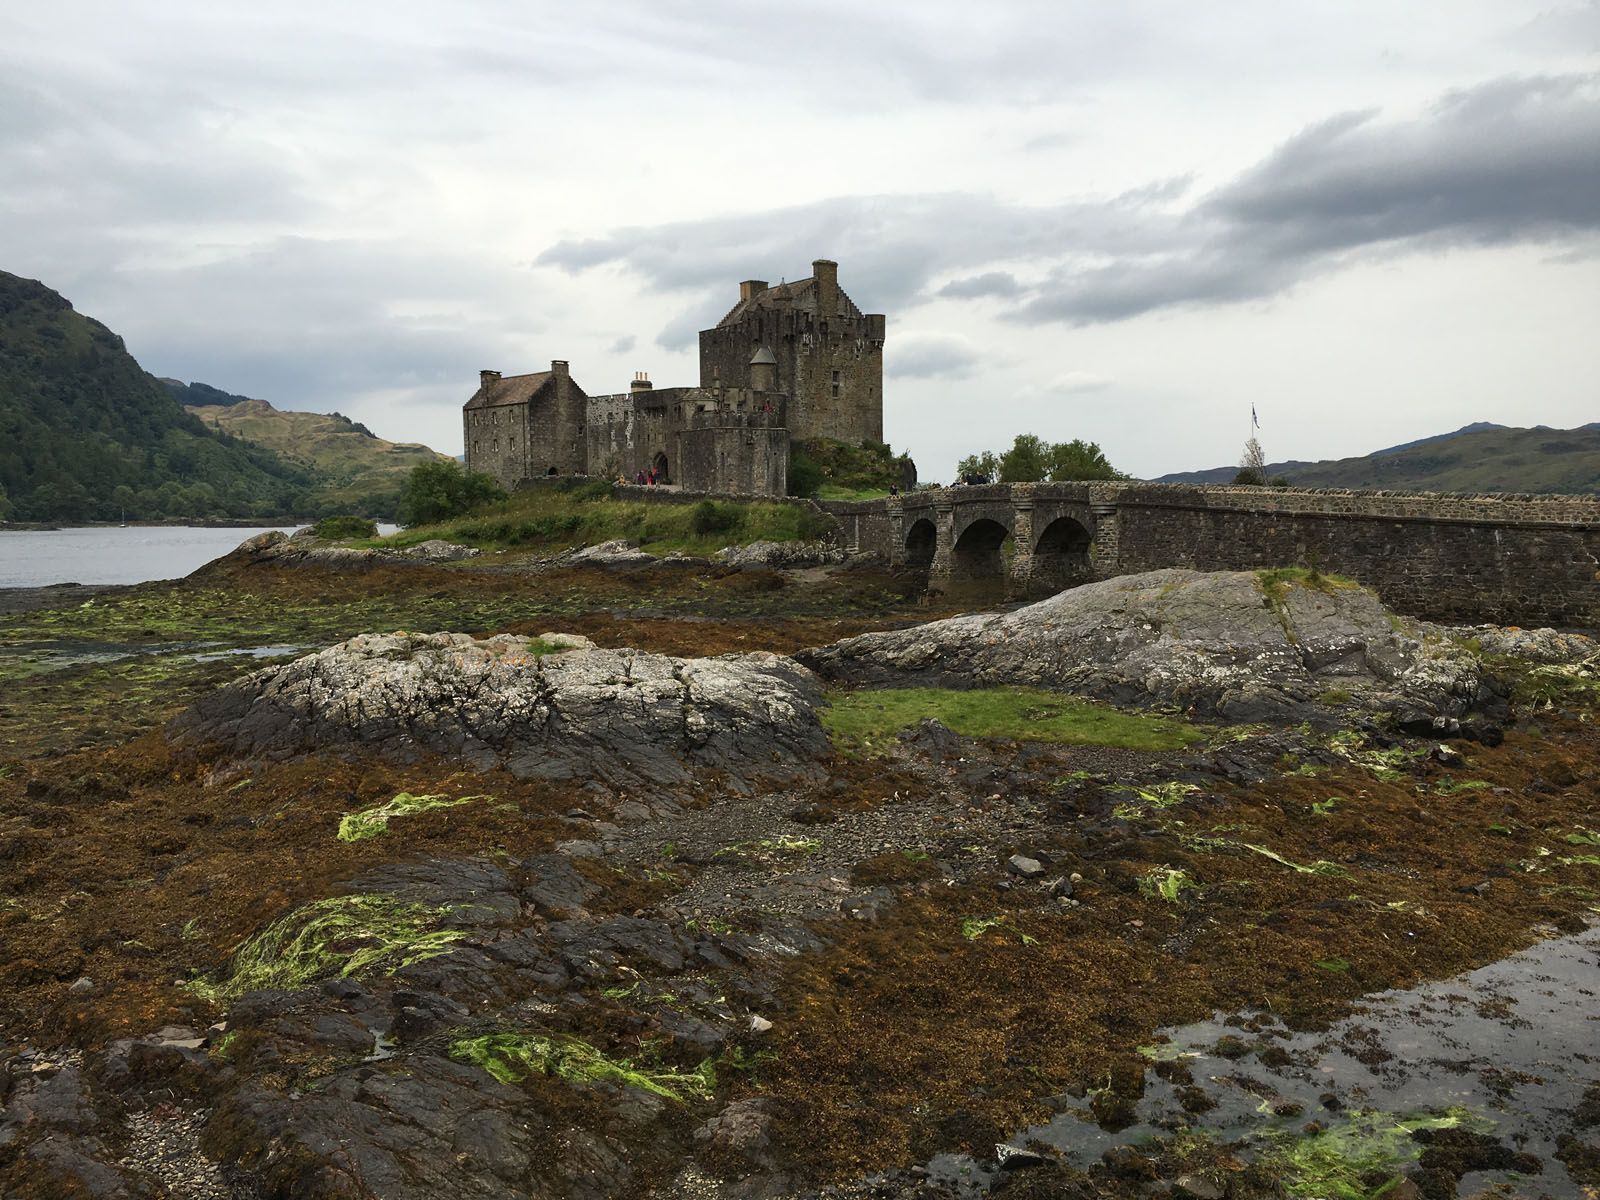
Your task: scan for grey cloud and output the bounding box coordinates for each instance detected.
[543,73,1599,333]
[887,332,981,380]
[608,334,637,355]
[938,272,1023,299]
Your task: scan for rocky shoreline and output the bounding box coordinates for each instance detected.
[3,554,1599,1199]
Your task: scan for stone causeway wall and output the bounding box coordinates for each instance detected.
[884,481,1600,628]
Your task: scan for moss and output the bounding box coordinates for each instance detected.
[449,1031,715,1101]
[823,687,1205,755]
[336,791,483,841]
[191,894,467,1002]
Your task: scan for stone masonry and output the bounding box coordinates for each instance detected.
[464,259,884,496]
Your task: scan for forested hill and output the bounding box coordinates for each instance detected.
[0,271,312,521]
[1157,422,1600,494]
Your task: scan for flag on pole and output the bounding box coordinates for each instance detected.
[1251,404,1260,430]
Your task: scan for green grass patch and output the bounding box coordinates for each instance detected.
[190,894,467,1002]
[822,687,1205,755]
[450,1032,714,1100]
[336,791,484,841]
[381,478,833,555]
[1255,566,1362,606]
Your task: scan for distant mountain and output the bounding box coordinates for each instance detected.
[173,390,450,516]
[0,270,314,522]
[1368,422,1507,459]
[1155,423,1600,494]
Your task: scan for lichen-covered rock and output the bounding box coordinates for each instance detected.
[166,633,826,787]
[1440,624,1599,664]
[800,569,1504,723]
[396,539,481,563]
[207,531,479,572]
[565,539,656,566]
[715,540,844,569]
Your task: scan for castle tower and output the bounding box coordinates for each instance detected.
[698,259,884,446]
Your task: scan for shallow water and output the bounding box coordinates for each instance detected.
[931,921,1600,1196]
[0,525,398,587]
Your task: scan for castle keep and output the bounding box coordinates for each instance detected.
[464,259,885,496]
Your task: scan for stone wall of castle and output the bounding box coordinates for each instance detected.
[679,421,789,496]
[463,403,533,488]
[699,313,884,447]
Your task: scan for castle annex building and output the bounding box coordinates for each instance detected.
[464,259,884,496]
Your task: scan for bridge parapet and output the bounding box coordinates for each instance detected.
[863,481,1600,625]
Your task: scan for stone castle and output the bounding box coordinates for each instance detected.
[463,259,885,496]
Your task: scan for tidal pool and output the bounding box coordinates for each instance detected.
[929,920,1600,1196]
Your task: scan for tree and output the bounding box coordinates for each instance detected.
[957,435,1123,485]
[0,484,11,522]
[998,434,1052,482]
[398,460,507,526]
[955,451,999,485]
[1047,439,1122,481]
[1235,437,1268,486]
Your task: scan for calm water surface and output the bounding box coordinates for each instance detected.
[0,525,396,588]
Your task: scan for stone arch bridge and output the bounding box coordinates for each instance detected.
[889,483,1110,594]
[815,481,1600,627]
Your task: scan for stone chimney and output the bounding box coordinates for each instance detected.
[479,369,501,389]
[630,371,653,393]
[550,360,569,376]
[739,279,769,302]
[813,259,838,316]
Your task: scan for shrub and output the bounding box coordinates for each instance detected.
[689,499,742,537]
[311,515,378,540]
[398,461,507,526]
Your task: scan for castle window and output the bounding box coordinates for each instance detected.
[831,370,842,399]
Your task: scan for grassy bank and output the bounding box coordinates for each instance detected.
[379,480,834,556]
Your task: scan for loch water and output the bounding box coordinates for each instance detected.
[0,525,398,588]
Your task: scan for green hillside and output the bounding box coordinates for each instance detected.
[0,271,312,522]
[180,394,450,516]
[1158,423,1600,494]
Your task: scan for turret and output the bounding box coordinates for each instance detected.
[749,345,777,393]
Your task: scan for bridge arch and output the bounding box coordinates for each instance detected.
[951,516,1013,582]
[904,517,937,571]
[1031,515,1093,590]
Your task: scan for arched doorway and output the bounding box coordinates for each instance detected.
[951,517,1012,582]
[904,518,936,572]
[1032,516,1093,591]
[652,452,670,485]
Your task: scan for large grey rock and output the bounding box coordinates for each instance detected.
[800,569,1503,722]
[565,539,656,566]
[715,540,843,569]
[211,531,479,571]
[166,632,826,787]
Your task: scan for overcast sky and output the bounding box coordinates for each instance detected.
[3,2,1597,479]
